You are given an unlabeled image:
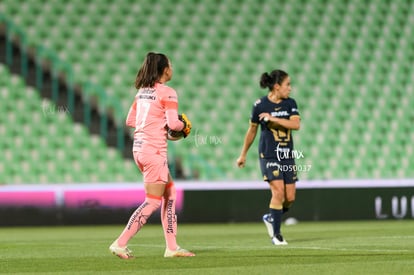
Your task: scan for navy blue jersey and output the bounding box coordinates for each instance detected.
[250,96,300,159]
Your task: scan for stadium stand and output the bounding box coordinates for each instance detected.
[0,0,413,183]
[0,64,139,184]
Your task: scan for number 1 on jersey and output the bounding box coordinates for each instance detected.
[135,102,150,130]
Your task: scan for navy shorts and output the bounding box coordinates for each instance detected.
[259,158,298,184]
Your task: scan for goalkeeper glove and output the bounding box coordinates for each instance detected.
[179,113,192,138]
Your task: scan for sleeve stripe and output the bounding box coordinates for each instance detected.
[163,101,178,110]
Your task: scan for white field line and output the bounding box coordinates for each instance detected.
[131,243,411,253]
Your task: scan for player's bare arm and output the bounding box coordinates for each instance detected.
[125,101,137,128]
[259,113,300,130]
[237,123,258,168]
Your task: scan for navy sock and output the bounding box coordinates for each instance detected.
[282,207,289,214]
[269,208,283,236]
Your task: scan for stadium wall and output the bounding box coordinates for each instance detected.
[1,180,413,226]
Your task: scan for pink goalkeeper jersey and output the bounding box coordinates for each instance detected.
[126,83,184,156]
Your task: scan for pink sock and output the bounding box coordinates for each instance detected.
[117,195,162,247]
[161,182,178,250]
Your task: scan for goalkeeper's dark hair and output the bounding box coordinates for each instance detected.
[135,52,170,88]
[260,69,288,90]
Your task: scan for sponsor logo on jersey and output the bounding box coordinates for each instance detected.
[138,88,156,100]
[266,161,280,169]
[138,94,156,100]
[271,110,289,117]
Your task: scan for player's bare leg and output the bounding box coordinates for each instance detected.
[265,180,288,245]
[283,183,296,213]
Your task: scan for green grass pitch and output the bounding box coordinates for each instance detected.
[1,220,413,274]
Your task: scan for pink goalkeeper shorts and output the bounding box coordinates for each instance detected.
[133,151,169,183]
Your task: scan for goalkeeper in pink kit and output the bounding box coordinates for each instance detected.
[109,52,194,258]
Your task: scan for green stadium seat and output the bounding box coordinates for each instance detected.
[0,64,139,183]
[1,0,413,180]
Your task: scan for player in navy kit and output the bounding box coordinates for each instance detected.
[237,69,300,245]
